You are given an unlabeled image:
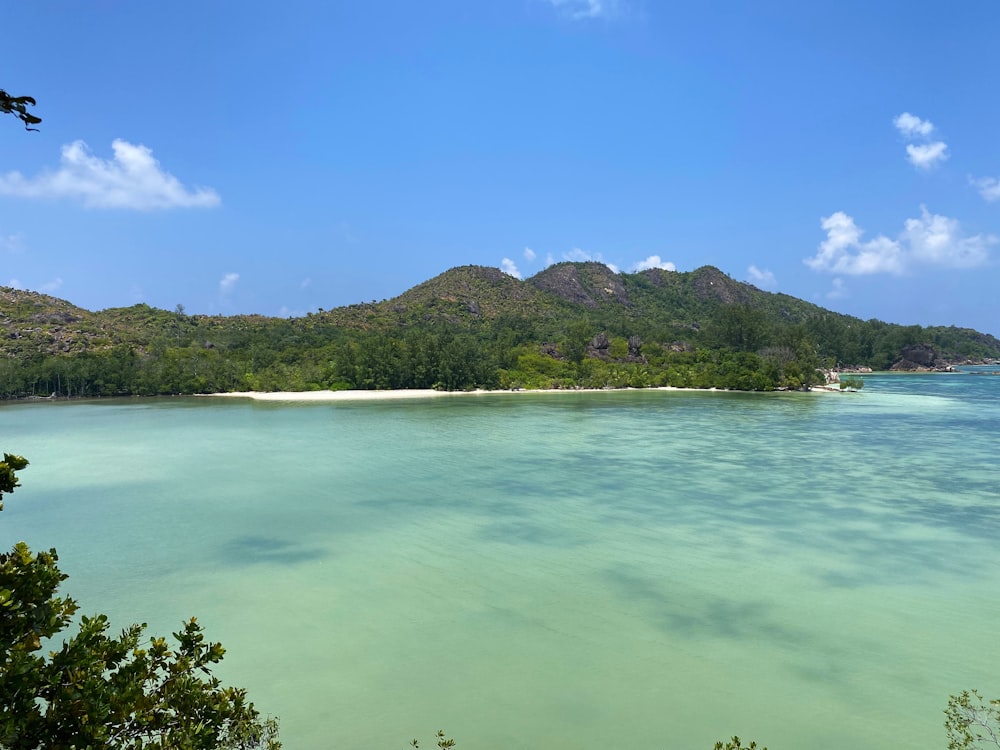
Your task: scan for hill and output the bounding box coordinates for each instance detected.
[1,263,998,397]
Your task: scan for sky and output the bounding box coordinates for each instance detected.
[2,1,999,334]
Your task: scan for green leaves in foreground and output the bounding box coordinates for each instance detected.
[411,730,456,748]
[0,90,41,131]
[0,453,29,512]
[946,690,1000,749]
[714,738,767,750]
[1,454,279,748]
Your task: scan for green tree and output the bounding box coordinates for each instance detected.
[708,304,770,353]
[0,455,279,749]
[946,690,1000,749]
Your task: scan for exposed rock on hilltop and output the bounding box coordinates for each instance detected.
[0,286,96,356]
[689,266,754,305]
[381,265,561,324]
[528,262,631,308]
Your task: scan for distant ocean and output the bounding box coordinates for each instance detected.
[3,373,998,749]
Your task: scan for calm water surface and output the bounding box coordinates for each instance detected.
[2,374,998,749]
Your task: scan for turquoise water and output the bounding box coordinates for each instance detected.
[2,375,998,749]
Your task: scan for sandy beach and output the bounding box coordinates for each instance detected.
[209,385,841,402]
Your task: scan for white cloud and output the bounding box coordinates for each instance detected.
[805,208,994,275]
[806,212,904,275]
[544,253,555,268]
[894,112,935,138]
[906,141,948,170]
[39,277,63,294]
[893,113,948,171]
[523,247,536,262]
[971,176,1000,202]
[0,139,221,210]
[746,265,777,289]
[563,247,620,273]
[631,254,676,272]
[826,278,848,300]
[903,206,994,268]
[500,258,522,279]
[300,277,312,288]
[546,0,615,19]
[7,279,22,290]
[219,272,240,294]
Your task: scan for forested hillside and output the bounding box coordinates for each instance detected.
[2,263,998,398]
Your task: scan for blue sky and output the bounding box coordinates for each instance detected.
[2,1,999,334]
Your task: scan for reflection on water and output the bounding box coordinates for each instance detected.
[1,376,998,749]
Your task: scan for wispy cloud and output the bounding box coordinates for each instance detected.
[0,139,221,210]
[7,279,22,290]
[219,272,240,294]
[500,258,522,279]
[893,112,948,170]
[545,0,620,19]
[523,247,536,262]
[826,278,848,300]
[0,233,24,253]
[563,247,620,273]
[631,255,676,272]
[805,208,995,275]
[970,176,1000,202]
[300,277,312,289]
[746,265,777,289]
[39,277,63,294]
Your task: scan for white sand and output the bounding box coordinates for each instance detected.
[208,385,836,402]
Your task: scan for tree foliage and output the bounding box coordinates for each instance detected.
[0,90,41,131]
[714,738,767,750]
[0,456,280,749]
[410,730,456,749]
[946,690,1000,749]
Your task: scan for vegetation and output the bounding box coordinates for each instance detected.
[946,691,1000,749]
[3,263,996,399]
[839,376,865,391]
[0,454,280,749]
[714,739,766,750]
[411,730,456,749]
[0,89,41,131]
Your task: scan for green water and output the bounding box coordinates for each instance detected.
[2,375,998,749]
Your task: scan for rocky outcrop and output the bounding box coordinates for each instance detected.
[587,332,610,358]
[891,344,947,371]
[528,262,630,309]
[690,266,753,306]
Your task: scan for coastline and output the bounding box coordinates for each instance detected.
[208,385,843,403]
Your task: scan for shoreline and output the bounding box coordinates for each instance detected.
[208,385,843,403]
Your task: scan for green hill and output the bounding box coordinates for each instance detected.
[1,263,998,398]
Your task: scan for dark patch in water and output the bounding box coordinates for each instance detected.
[220,535,326,566]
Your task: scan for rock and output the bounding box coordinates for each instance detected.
[898,343,939,367]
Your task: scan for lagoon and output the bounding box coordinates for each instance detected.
[2,374,999,749]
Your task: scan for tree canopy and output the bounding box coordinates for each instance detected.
[0,90,41,131]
